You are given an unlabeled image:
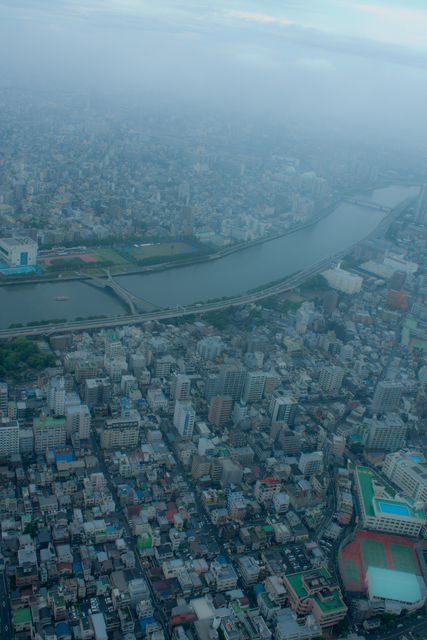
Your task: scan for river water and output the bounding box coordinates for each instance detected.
[0,185,419,328]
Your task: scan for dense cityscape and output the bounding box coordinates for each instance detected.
[2,47,427,640]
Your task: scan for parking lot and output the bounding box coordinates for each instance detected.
[283,546,311,573]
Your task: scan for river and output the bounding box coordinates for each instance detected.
[0,185,419,328]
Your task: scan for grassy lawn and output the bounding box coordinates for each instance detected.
[122,241,195,260]
[95,247,132,265]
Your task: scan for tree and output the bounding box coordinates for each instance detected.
[23,522,37,538]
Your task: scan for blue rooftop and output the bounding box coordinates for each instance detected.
[140,616,156,630]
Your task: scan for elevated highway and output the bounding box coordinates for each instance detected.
[0,196,415,340]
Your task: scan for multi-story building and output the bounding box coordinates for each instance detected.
[254,477,282,503]
[269,391,298,425]
[100,411,140,449]
[83,378,111,409]
[0,382,7,416]
[173,400,195,441]
[66,405,91,440]
[238,556,260,587]
[383,450,427,503]
[371,381,403,414]
[33,415,66,454]
[275,609,322,640]
[298,452,323,476]
[284,568,347,627]
[243,371,267,403]
[217,364,246,400]
[265,576,288,607]
[0,236,38,266]
[208,395,233,427]
[318,366,345,392]
[0,418,19,456]
[170,373,191,401]
[197,338,224,360]
[204,373,219,402]
[365,415,407,451]
[47,378,66,416]
[354,466,426,536]
[210,561,238,591]
[330,435,345,457]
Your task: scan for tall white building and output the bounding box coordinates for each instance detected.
[269,391,298,425]
[47,378,66,417]
[197,338,224,360]
[382,450,427,503]
[322,266,363,294]
[0,382,7,416]
[173,400,195,441]
[242,371,266,403]
[170,373,191,401]
[298,452,323,475]
[319,365,345,392]
[66,405,91,440]
[0,418,19,456]
[365,415,407,451]
[371,381,403,413]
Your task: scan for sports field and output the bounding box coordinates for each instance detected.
[389,543,418,574]
[344,559,360,583]
[360,538,388,571]
[95,247,131,265]
[119,241,196,260]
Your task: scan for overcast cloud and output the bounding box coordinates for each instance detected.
[1,0,427,137]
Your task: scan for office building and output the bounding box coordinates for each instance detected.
[269,391,298,425]
[217,364,246,400]
[354,466,426,536]
[323,290,338,316]
[66,405,91,440]
[47,378,66,417]
[319,366,345,392]
[371,381,403,414]
[100,410,140,449]
[415,183,427,224]
[33,415,66,453]
[0,237,38,266]
[0,418,19,456]
[298,452,323,476]
[243,370,266,403]
[220,458,243,487]
[208,395,233,427]
[173,400,195,440]
[365,415,407,450]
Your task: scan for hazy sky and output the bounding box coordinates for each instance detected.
[1,1,427,133]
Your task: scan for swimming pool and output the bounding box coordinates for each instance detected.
[409,454,424,463]
[379,502,410,516]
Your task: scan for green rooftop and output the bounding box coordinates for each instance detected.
[286,568,346,614]
[357,466,424,519]
[14,607,31,624]
[34,416,66,428]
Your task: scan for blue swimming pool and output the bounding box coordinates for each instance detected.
[378,502,410,516]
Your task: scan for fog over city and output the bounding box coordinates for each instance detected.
[2,0,427,137]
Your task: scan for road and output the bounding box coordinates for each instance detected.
[0,196,415,340]
[0,567,11,640]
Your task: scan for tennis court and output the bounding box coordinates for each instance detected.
[95,248,132,265]
[361,538,388,571]
[344,559,361,583]
[389,544,418,574]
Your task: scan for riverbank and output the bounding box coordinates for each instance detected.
[0,198,342,287]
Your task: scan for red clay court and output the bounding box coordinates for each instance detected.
[39,253,100,266]
[339,529,425,592]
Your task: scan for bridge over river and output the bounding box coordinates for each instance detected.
[82,268,162,313]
